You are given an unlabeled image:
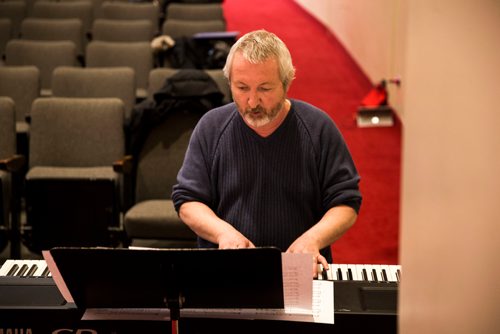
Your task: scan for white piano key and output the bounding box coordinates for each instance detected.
[355,264,368,281]
[381,264,395,282]
[346,264,358,280]
[0,259,51,277]
[340,264,350,280]
[19,260,35,277]
[316,264,325,280]
[332,264,342,280]
[315,263,401,282]
[0,259,17,276]
[362,264,376,281]
[325,264,334,280]
[392,265,402,282]
[33,260,47,277]
[317,263,333,280]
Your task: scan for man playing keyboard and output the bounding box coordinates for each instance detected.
[172,30,362,277]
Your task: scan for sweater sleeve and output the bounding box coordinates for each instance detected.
[295,100,362,213]
[172,104,235,212]
[320,116,362,213]
[172,117,213,212]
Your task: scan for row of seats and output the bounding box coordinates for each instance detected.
[1,2,229,97]
[0,1,227,67]
[0,0,225,40]
[0,65,231,127]
[0,67,231,257]
[0,0,230,257]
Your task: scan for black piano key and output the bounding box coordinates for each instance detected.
[371,269,378,282]
[321,268,328,280]
[16,264,29,277]
[381,269,388,282]
[362,268,368,281]
[347,268,353,280]
[396,269,402,282]
[7,264,19,276]
[41,266,50,277]
[337,268,343,281]
[27,264,38,277]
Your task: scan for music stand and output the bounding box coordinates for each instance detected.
[49,247,284,331]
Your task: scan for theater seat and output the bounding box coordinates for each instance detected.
[0,97,25,256]
[23,97,129,253]
[123,69,230,248]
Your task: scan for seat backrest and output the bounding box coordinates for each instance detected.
[0,18,12,58]
[0,65,40,125]
[166,3,224,21]
[52,66,136,120]
[100,1,160,34]
[29,97,125,168]
[30,1,93,35]
[20,18,84,56]
[0,1,26,38]
[5,40,78,94]
[92,19,154,42]
[134,69,228,202]
[134,109,199,202]
[162,19,226,39]
[0,97,16,159]
[86,41,153,99]
[0,97,16,229]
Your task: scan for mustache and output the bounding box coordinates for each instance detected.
[245,105,265,113]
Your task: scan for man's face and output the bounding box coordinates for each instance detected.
[230,51,287,129]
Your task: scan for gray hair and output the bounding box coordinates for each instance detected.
[223,30,296,90]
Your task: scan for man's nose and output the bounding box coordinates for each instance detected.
[247,91,260,109]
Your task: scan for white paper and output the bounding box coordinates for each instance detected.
[281,252,312,311]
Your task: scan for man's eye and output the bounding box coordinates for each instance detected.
[237,86,249,91]
[258,87,271,92]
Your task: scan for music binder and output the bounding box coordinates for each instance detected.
[48,247,285,322]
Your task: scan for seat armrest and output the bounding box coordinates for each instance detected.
[113,155,134,174]
[0,154,26,172]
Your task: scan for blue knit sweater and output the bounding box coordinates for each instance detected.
[172,99,361,261]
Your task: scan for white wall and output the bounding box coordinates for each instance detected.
[295,0,500,333]
[399,1,500,333]
[294,0,406,118]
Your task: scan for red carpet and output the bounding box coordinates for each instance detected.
[223,0,402,264]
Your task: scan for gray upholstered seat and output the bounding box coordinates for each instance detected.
[86,40,153,100]
[51,66,136,121]
[5,39,78,96]
[100,1,160,35]
[20,18,85,57]
[92,19,154,42]
[0,65,40,136]
[0,97,25,255]
[123,69,231,248]
[166,3,225,22]
[0,97,16,252]
[0,18,11,60]
[30,0,93,36]
[0,1,26,38]
[162,19,226,39]
[24,97,127,252]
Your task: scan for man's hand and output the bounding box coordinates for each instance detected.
[286,234,328,278]
[217,226,256,249]
[179,201,255,250]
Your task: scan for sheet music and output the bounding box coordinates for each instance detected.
[281,252,312,310]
